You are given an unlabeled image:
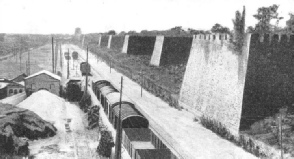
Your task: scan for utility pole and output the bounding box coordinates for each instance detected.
[28,49,30,75]
[55,40,58,73]
[115,76,123,159]
[73,52,74,70]
[52,37,55,73]
[19,48,22,72]
[85,46,89,94]
[60,44,62,67]
[279,114,284,159]
[67,48,70,79]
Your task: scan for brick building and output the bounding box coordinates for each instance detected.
[24,70,61,96]
[0,79,25,100]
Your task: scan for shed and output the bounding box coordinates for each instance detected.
[24,70,61,96]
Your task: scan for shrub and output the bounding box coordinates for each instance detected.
[79,93,92,112]
[97,131,115,157]
[200,115,269,158]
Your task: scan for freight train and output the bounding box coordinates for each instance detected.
[91,80,179,159]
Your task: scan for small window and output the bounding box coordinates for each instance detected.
[50,84,55,89]
[9,89,13,94]
[19,89,23,93]
[14,89,17,94]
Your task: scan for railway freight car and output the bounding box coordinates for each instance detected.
[92,80,149,129]
[80,62,91,76]
[91,79,179,159]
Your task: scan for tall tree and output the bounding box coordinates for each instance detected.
[107,30,116,35]
[286,13,294,33]
[232,6,246,48]
[253,4,283,32]
[211,23,231,34]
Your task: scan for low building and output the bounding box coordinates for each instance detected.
[12,73,27,83]
[12,73,27,86]
[24,70,61,96]
[0,78,25,100]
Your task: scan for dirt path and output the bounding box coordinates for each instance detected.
[28,101,100,159]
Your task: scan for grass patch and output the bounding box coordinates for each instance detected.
[200,116,268,158]
[87,44,186,109]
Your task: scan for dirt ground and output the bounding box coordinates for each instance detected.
[17,90,100,159]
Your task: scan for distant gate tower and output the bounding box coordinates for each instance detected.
[74,27,82,40]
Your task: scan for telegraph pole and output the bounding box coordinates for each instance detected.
[67,48,70,79]
[60,44,62,67]
[115,76,123,159]
[85,46,89,94]
[52,37,55,73]
[19,48,22,72]
[27,49,30,75]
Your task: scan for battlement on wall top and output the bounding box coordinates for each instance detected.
[251,33,294,44]
[193,33,231,42]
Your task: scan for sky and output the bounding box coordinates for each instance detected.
[0,0,293,34]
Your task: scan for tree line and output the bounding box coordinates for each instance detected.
[99,4,293,37]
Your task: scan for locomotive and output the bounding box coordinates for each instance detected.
[80,62,91,76]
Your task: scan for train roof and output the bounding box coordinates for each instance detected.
[105,92,132,105]
[100,85,118,96]
[123,128,151,141]
[135,149,171,159]
[112,103,145,121]
[95,81,113,90]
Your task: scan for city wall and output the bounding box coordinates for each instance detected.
[96,33,294,133]
[179,34,250,134]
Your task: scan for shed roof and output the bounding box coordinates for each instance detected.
[25,70,61,81]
